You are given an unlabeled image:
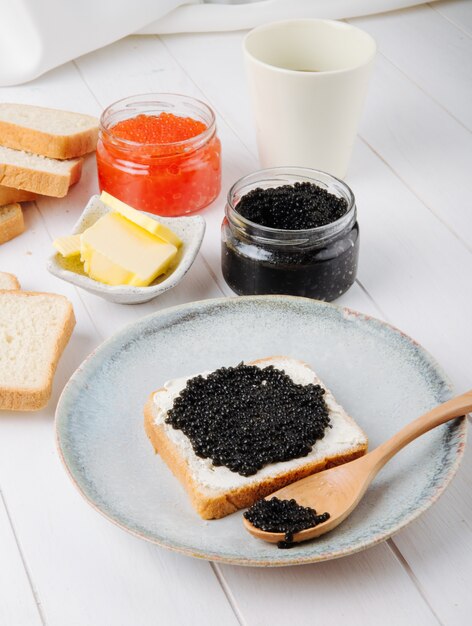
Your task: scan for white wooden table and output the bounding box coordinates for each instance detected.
[1,1,471,624]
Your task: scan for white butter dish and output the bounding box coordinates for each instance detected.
[47,195,205,304]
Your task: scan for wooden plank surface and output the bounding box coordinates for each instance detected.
[433,0,472,35]
[0,492,43,626]
[357,52,472,248]
[393,442,472,625]
[351,4,472,129]
[0,2,471,624]
[219,543,440,626]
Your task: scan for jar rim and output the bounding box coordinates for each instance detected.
[99,92,216,150]
[226,167,356,238]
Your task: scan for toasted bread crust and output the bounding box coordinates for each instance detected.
[0,292,76,411]
[0,158,83,197]
[0,272,20,290]
[0,120,98,160]
[0,203,24,244]
[0,185,36,205]
[143,357,368,519]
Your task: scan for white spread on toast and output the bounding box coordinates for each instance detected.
[152,357,367,492]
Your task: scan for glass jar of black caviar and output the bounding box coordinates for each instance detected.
[221,168,359,301]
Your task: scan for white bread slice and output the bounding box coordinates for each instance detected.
[0,291,75,411]
[144,356,368,519]
[0,203,24,244]
[0,272,20,290]
[0,147,82,197]
[0,103,98,159]
[0,185,36,205]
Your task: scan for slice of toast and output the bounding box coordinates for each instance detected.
[0,203,24,244]
[0,291,75,411]
[144,356,368,520]
[0,272,20,290]
[0,185,36,205]
[0,103,98,159]
[0,146,82,197]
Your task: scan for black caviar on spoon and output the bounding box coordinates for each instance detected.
[244,497,330,549]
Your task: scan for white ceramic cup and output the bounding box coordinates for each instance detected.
[243,19,376,179]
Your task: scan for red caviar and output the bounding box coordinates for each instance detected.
[111,113,207,144]
[97,96,221,217]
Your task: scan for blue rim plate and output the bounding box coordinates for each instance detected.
[56,296,467,566]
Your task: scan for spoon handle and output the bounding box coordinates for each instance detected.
[367,390,472,474]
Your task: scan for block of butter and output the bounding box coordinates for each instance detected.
[100,191,182,248]
[81,212,177,287]
[53,234,81,258]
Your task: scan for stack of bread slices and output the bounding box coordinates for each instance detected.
[0,103,98,245]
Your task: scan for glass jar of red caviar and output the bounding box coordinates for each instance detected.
[96,93,221,217]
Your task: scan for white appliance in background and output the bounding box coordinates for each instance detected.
[0,0,432,86]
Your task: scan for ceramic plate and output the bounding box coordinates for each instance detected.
[56,296,467,566]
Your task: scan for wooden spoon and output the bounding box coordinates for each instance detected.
[243,390,472,544]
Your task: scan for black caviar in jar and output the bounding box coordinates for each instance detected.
[221,168,359,302]
[235,182,348,229]
[165,363,331,476]
[244,497,330,548]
